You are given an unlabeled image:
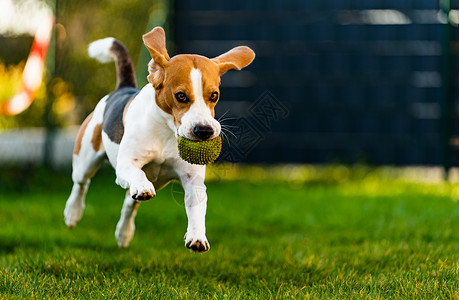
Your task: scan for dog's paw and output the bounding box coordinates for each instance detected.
[129,181,156,201]
[115,176,129,189]
[184,232,210,253]
[115,221,135,248]
[64,200,84,229]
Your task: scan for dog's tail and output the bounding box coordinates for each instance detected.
[88,37,136,90]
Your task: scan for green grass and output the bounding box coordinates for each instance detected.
[1,166,459,298]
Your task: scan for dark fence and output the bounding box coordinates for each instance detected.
[173,0,459,167]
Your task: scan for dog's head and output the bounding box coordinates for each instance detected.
[143,27,255,141]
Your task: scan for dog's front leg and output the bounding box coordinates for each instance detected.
[179,167,210,253]
[115,137,157,201]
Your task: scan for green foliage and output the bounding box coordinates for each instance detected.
[1,0,165,127]
[0,61,49,130]
[1,165,459,298]
[55,0,164,121]
[0,58,79,130]
[0,61,24,128]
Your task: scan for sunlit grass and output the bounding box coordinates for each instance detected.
[1,165,459,298]
[207,163,459,199]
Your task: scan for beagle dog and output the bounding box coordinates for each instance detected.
[64,27,255,252]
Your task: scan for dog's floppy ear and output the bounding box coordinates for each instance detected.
[143,27,170,88]
[143,27,170,66]
[212,46,255,75]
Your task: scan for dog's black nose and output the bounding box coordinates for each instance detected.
[193,125,214,140]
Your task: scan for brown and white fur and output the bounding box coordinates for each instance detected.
[64,27,255,253]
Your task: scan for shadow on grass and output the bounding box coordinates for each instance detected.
[0,236,121,255]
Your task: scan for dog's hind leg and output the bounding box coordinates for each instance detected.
[115,191,140,248]
[64,103,107,228]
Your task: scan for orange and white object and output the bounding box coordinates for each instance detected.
[1,15,54,116]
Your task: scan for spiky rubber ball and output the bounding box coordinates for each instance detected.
[177,136,222,165]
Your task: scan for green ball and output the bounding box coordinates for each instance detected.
[177,136,222,165]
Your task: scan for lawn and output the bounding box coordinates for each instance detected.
[1,165,459,298]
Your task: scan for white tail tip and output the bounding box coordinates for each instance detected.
[88,37,115,63]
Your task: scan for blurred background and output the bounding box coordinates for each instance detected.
[0,0,458,178]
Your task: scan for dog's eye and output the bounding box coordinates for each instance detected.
[209,92,219,102]
[175,92,189,103]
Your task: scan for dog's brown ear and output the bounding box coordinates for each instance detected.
[143,27,170,88]
[143,27,170,68]
[212,46,255,75]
